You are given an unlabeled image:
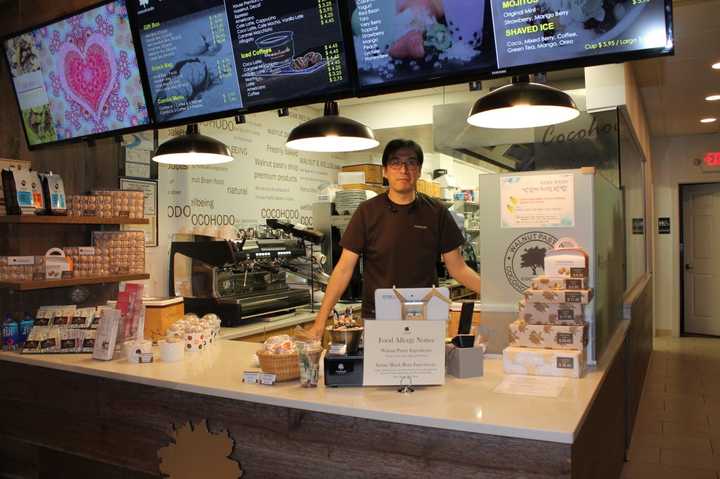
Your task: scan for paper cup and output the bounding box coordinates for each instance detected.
[159,339,185,362]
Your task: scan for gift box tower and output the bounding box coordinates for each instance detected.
[502,238,593,379]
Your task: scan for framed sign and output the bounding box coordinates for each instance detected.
[500,173,575,228]
[120,178,158,247]
[658,217,671,235]
[363,321,446,387]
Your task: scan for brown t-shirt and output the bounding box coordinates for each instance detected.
[339,192,465,317]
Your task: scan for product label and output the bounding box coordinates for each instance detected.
[259,373,277,385]
[557,309,575,322]
[17,191,32,206]
[556,332,575,345]
[557,357,575,369]
[23,340,40,351]
[71,316,86,326]
[60,338,76,350]
[78,247,96,256]
[565,279,583,290]
[570,267,587,278]
[40,338,56,350]
[8,256,34,265]
[34,317,51,326]
[565,292,582,303]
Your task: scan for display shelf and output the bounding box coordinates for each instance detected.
[0,216,148,225]
[0,274,149,291]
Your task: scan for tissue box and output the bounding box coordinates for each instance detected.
[531,276,587,290]
[503,346,585,378]
[445,344,484,378]
[519,299,584,325]
[508,320,587,350]
[522,289,593,304]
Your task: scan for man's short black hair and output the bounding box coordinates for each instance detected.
[381,139,424,167]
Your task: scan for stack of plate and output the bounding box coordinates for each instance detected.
[334,190,368,216]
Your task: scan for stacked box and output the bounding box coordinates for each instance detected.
[92,231,145,274]
[503,238,592,378]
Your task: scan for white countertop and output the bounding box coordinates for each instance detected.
[0,319,627,444]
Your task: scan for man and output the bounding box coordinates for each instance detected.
[309,139,481,337]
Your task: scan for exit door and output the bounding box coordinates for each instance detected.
[682,183,720,336]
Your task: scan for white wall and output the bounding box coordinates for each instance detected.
[652,133,720,334]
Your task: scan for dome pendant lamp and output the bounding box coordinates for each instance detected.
[286,101,379,153]
[152,124,234,165]
[467,76,580,129]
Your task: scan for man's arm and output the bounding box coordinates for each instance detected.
[308,249,360,338]
[442,248,481,293]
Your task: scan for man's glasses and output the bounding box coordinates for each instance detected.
[387,158,420,171]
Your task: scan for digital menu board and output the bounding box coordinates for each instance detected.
[3,0,150,147]
[134,0,244,123]
[351,0,671,91]
[351,0,496,90]
[227,0,352,111]
[131,0,352,123]
[491,0,670,68]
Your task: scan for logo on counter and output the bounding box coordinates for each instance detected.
[504,231,558,293]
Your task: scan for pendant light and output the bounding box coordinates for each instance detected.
[467,76,580,129]
[153,124,233,165]
[286,101,379,152]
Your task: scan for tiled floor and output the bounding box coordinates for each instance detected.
[623,335,720,479]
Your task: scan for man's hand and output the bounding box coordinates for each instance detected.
[307,249,360,339]
[443,248,481,293]
[307,322,326,341]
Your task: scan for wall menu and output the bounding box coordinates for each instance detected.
[351,0,496,89]
[491,0,669,68]
[351,0,670,90]
[132,0,351,123]
[135,0,244,123]
[228,0,352,109]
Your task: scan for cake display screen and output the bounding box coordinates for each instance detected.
[3,0,150,146]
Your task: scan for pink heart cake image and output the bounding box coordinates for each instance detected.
[57,33,116,122]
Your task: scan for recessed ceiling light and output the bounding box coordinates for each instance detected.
[700,117,717,124]
[713,62,720,70]
[705,94,720,102]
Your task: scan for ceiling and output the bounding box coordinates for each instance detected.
[632,0,720,137]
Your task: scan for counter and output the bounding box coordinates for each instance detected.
[218,303,360,341]
[0,320,629,478]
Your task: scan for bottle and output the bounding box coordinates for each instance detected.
[2,313,19,352]
[18,312,34,348]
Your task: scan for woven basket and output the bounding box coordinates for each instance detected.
[257,349,322,382]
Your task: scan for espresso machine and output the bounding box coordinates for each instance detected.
[170,224,326,326]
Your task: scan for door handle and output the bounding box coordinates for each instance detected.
[685,264,693,271]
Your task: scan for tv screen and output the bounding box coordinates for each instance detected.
[227,0,353,111]
[133,0,244,123]
[3,0,151,147]
[351,0,672,92]
[351,0,496,91]
[490,0,671,69]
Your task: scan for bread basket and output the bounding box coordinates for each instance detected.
[257,348,322,382]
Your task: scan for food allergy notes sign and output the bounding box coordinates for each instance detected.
[363,321,446,386]
[490,0,669,68]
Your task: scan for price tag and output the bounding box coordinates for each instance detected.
[243,371,260,384]
[259,373,277,385]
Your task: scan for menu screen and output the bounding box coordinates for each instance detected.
[134,0,243,123]
[351,0,496,89]
[491,0,670,68]
[227,0,351,110]
[4,0,150,146]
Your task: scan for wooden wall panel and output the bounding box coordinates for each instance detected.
[0,361,574,479]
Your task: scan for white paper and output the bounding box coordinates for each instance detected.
[363,321,446,386]
[500,173,575,228]
[493,375,568,398]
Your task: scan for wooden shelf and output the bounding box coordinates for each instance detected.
[0,274,150,291]
[0,216,148,225]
